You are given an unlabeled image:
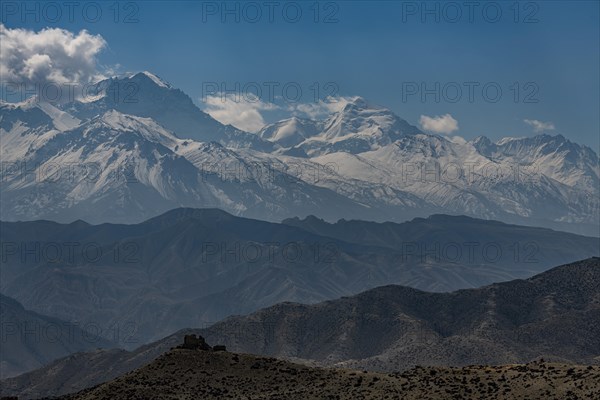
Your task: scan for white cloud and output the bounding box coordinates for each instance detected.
[524,119,555,133]
[0,24,106,88]
[419,114,459,134]
[288,96,354,119]
[202,93,279,132]
[449,135,467,145]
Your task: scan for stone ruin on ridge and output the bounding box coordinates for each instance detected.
[177,334,227,352]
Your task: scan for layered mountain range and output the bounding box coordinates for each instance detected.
[1,72,598,235]
[0,209,598,367]
[2,257,598,399]
[200,257,600,371]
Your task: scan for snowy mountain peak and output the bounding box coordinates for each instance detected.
[258,116,323,147]
[60,71,233,143]
[79,71,176,105]
[340,96,382,112]
[1,72,598,235]
[495,133,589,154]
[316,96,422,149]
[87,109,178,147]
[258,95,424,156]
[129,71,173,89]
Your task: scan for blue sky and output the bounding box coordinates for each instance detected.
[1,0,599,149]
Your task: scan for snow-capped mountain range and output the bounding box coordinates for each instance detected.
[1,72,598,235]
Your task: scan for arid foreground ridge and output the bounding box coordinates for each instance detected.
[50,345,600,400]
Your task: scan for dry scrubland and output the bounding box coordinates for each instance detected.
[54,349,600,400]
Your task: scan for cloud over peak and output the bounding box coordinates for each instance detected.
[524,119,555,133]
[202,93,279,132]
[288,96,354,119]
[419,113,459,134]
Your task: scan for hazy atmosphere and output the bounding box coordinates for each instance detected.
[1,1,599,399]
